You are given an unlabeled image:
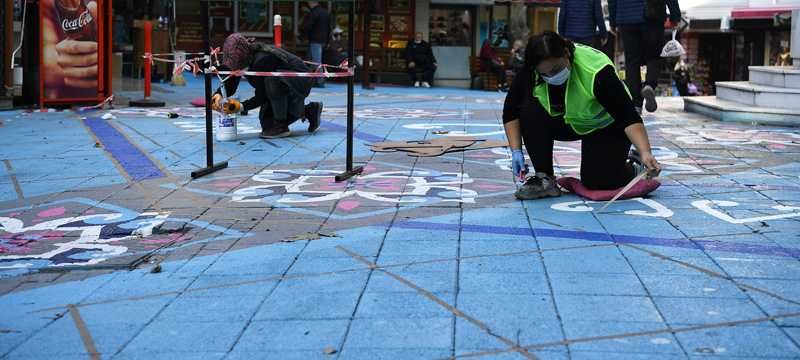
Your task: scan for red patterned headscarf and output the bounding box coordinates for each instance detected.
[222,33,255,70]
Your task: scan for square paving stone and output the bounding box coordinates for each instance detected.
[234,319,350,352]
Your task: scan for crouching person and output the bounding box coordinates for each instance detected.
[213,33,323,139]
[503,31,661,200]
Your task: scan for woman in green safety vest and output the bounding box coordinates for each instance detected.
[502,31,661,200]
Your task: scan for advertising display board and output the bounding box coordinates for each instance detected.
[40,0,112,105]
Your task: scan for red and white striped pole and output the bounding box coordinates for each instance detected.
[130,20,165,107]
[274,15,282,48]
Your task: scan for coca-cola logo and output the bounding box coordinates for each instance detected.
[61,10,93,32]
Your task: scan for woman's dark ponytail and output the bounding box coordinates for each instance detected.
[525,31,575,71]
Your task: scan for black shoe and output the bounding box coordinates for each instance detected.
[641,85,657,112]
[260,126,291,139]
[514,173,561,200]
[305,102,323,133]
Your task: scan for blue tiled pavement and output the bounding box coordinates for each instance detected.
[1,82,799,359]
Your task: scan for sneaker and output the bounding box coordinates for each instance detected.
[421,81,431,88]
[641,85,657,112]
[260,126,291,139]
[304,102,323,133]
[514,172,561,200]
[414,81,420,87]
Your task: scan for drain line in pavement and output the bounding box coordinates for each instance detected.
[68,304,100,360]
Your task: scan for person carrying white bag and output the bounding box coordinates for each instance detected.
[609,0,682,114]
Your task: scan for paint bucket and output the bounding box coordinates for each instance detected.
[216,113,238,141]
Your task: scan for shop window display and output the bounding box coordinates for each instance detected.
[429,7,472,47]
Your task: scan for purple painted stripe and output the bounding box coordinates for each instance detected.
[393,221,800,259]
[84,118,164,181]
[320,121,384,143]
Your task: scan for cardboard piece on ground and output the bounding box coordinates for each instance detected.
[370,137,507,157]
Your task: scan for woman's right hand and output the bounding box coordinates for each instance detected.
[640,151,662,179]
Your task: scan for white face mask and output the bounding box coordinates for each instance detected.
[542,67,570,86]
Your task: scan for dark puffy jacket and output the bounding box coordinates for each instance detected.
[304,5,331,44]
[221,44,313,111]
[558,0,607,40]
[404,40,436,66]
[609,0,681,26]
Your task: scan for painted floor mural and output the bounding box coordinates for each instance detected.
[1,84,799,359]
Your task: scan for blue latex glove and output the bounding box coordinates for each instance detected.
[511,149,528,181]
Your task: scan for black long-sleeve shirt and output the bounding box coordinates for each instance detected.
[215,46,313,112]
[502,65,643,129]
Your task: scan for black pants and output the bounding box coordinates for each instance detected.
[258,77,305,131]
[482,59,508,86]
[620,21,664,107]
[520,99,636,190]
[408,64,436,84]
[676,81,689,96]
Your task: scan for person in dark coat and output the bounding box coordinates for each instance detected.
[213,33,323,139]
[323,27,348,67]
[673,58,691,96]
[609,0,681,113]
[558,0,608,49]
[303,1,331,86]
[404,32,438,87]
[479,38,509,92]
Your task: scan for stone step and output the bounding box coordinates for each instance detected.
[716,81,800,110]
[749,66,800,89]
[684,96,800,127]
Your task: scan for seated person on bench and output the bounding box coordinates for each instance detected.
[404,32,437,88]
[212,33,323,139]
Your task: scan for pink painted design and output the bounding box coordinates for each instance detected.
[475,183,509,191]
[37,207,66,218]
[467,152,496,159]
[83,209,96,215]
[337,200,361,211]
[212,180,243,189]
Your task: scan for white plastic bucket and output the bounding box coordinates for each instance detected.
[216,113,238,141]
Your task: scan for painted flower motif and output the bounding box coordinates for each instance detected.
[231,169,478,204]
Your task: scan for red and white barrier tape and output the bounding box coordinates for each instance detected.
[211,68,354,78]
[76,95,115,112]
[143,50,354,82]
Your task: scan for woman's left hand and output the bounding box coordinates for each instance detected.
[640,151,662,178]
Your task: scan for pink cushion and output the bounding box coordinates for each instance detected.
[556,176,660,201]
[190,97,205,107]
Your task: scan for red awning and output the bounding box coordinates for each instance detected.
[731,7,795,19]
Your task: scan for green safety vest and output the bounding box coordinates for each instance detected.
[533,44,630,135]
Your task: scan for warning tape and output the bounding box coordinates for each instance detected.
[143,50,353,79]
[211,68,354,78]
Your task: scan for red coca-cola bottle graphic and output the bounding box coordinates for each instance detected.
[55,0,96,41]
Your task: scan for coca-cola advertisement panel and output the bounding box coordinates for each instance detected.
[40,0,111,104]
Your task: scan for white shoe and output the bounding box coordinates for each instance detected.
[414,81,420,87]
[421,81,431,88]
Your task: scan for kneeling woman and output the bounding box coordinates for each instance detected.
[503,31,661,200]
